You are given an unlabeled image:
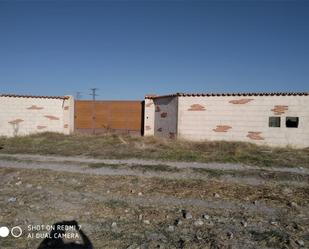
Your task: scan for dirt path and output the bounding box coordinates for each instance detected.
[0,153,308,174]
[0,154,308,187]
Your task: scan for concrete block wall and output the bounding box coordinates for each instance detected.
[0,95,74,137]
[177,95,309,148]
[153,96,178,138]
[144,98,155,136]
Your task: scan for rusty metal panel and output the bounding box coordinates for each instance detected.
[75,100,143,134]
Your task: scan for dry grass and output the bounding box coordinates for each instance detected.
[0,132,308,168]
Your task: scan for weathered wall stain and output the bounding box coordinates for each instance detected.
[161,112,167,118]
[169,132,176,139]
[155,106,161,112]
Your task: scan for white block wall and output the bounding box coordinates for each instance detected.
[144,98,155,136]
[0,95,74,137]
[145,95,309,148]
[178,95,309,148]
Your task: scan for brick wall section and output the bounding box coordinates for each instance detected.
[0,95,74,136]
[229,98,254,104]
[213,125,232,132]
[271,105,288,115]
[187,104,206,111]
[247,131,264,140]
[44,115,60,120]
[8,119,24,124]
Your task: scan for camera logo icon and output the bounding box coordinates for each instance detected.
[0,226,23,238]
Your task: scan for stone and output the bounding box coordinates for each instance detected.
[287,201,298,208]
[111,222,117,228]
[227,231,234,239]
[143,220,150,225]
[296,240,304,247]
[182,210,192,219]
[194,219,204,227]
[138,214,143,221]
[174,219,182,226]
[167,225,175,232]
[138,192,143,196]
[26,184,33,188]
[240,221,248,227]
[8,197,17,203]
[15,181,22,186]
[202,214,210,220]
[213,193,220,198]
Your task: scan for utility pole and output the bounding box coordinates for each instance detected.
[90,88,98,134]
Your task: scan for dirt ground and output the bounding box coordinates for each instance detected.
[0,155,308,249]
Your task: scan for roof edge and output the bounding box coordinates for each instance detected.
[0,94,70,100]
[145,92,309,99]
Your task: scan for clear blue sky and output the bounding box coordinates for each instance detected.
[0,1,308,100]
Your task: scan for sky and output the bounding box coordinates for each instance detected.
[0,1,308,100]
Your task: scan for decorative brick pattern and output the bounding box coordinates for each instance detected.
[157,128,163,132]
[188,104,206,111]
[213,125,232,132]
[155,106,161,112]
[229,99,253,104]
[160,112,167,118]
[64,106,69,110]
[37,125,47,130]
[8,119,24,124]
[27,105,44,110]
[44,115,60,120]
[271,105,288,115]
[146,102,153,107]
[145,125,151,130]
[247,131,264,140]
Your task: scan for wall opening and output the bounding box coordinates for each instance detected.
[269,117,281,127]
[286,117,299,128]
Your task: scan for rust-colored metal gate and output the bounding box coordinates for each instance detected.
[74,100,144,134]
